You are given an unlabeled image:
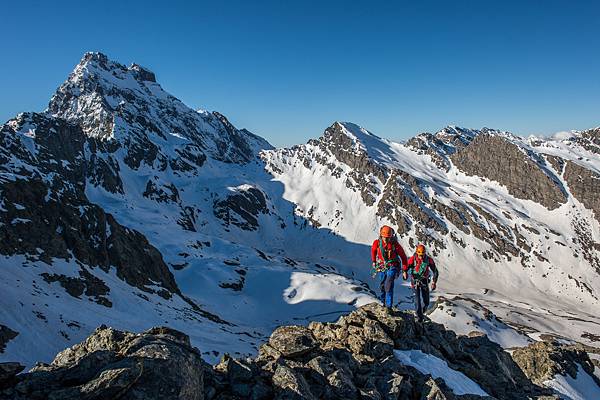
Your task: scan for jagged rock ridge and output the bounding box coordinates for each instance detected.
[5,304,597,399]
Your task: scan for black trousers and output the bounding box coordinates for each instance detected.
[414,281,430,321]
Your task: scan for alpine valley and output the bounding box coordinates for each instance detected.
[1,53,599,399]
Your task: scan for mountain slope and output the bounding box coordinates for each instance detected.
[1,52,599,383]
[0,53,374,368]
[262,121,600,347]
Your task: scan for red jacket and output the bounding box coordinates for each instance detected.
[404,254,439,282]
[371,239,408,270]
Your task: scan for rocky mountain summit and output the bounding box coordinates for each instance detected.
[3,304,598,399]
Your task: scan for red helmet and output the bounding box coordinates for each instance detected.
[380,225,394,238]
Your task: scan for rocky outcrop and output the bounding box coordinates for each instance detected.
[0,326,18,354]
[205,303,550,400]
[406,126,479,170]
[300,122,387,207]
[512,341,600,387]
[0,112,181,299]
[1,326,205,400]
[564,160,600,222]
[451,134,567,210]
[41,269,112,307]
[317,122,387,182]
[1,304,571,400]
[213,186,271,231]
[376,170,448,247]
[571,127,600,155]
[0,363,24,389]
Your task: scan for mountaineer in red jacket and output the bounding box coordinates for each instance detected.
[371,225,408,309]
[402,244,439,322]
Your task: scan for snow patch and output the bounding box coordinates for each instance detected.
[544,364,600,400]
[394,349,489,396]
[283,272,375,307]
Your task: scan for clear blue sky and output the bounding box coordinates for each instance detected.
[2,1,599,147]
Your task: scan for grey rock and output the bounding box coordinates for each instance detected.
[2,303,565,400]
[512,341,600,386]
[268,326,317,358]
[0,362,24,388]
[327,369,358,399]
[564,160,600,224]
[3,326,204,400]
[213,186,270,231]
[451,134,567,210]
[0,113,182,300]
[272,363,316,400]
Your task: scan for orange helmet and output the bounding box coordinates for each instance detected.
[380,225,394,238]
[416,244,426,256]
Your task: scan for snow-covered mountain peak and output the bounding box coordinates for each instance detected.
[69,51,157,85]
[316,121,387,157]
[47,52,271,167]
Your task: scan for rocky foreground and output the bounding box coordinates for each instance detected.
[1,303,598,400]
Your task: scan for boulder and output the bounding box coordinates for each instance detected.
[268,325,317,358]
[512,341,600,386]
[0,363,24,389]
[2,326,204,400]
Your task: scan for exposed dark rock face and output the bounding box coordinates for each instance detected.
[302,122,387,207]
[211,112,256,164]
[143,179,181,203]
[213,187,270,231]
[0,363,24,389]
[406,126,479,170]
[204,303,550,400]
[87,151,124,194]
[0,326,18,354]
[130,63,157,82]
[571,215,600,275]
[0,112,180,299]
[564,160,600,223]
[451,135,567,210]
[376,170,448,250]
[572,127,600,155]
[1,326,205,400]
[106,213,180,296]
[41,269,112,307]
[317,122,387,182]
[268,326,317,358]
[512,341,600,387]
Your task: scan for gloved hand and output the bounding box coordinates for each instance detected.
[402,272,408,281]
[410,281,414,289]
[431,281,437,291]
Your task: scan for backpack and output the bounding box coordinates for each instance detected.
[411,255,431,281]
[374,239,400,272]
